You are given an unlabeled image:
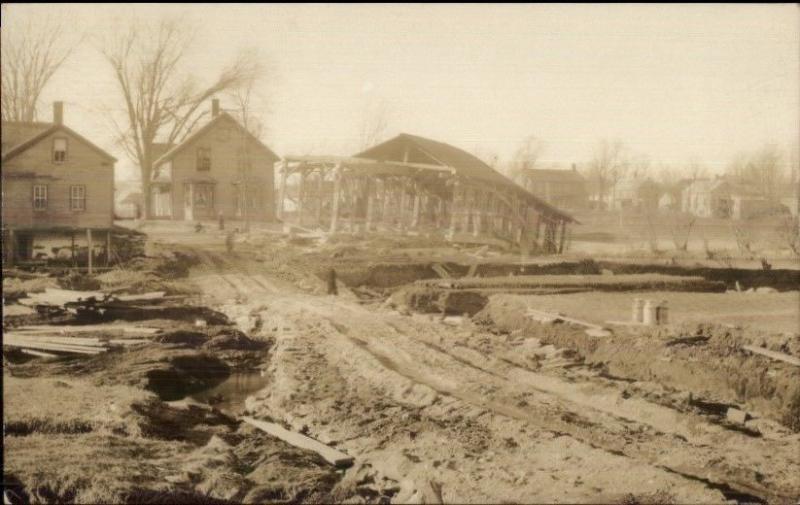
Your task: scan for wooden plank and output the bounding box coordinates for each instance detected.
[742,345,800,367]
[3,339,106,355]
[19,349,59,359]
[6,333,148,347]
[17,324,161,335]
[431,264,451,279]
[241,416,354,467]
[116,292,166,302]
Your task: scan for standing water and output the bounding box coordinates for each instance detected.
[191,371,269,414]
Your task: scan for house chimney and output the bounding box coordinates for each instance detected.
[211,99,220,117]
[53,101,64,124]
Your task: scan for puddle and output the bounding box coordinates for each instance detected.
[190,370,269,414]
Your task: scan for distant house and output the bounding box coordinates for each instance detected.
[658,179,692,211]
[518,165,588,210]
[116,192,143,220]
[148,99,280,222]
[1,102,116,265]
[681,178,781,219]
[609,177,661,212]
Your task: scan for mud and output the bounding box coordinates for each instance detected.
[476,294,800,431]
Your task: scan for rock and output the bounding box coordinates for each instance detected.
[726,407,748,424]
[755,287,777,294]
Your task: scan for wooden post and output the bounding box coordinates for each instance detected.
[71,231,76,266]
[558,220,567,254]
[382,178,392,230]
[462,187,472,233]
[86,228,93,275]
[316,169,324,226]
[473,190,483,238]
[277,159,289,221]
[411,184,422,229]
[365,179,375,232]
[297,169,306,226]
[106,230,112,266]
[6,228,15,267]
[329,162,343,233]
[449,180,460,237]
[398,179,409,234]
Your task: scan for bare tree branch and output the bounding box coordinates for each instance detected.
[99,17,264,218]
[1,13,83,121]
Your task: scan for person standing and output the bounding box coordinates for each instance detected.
[225,230,236,254]
[327,267,338,295]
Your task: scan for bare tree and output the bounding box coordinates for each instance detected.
[508,136,546,184]
[667,211,696,251]
[727,144,784,198]
[358,101,391,150]
[686,157,708,182]
[100,17,262,218]
[588,139,627,207]
[1,13,83,121]
[226,57,268,231]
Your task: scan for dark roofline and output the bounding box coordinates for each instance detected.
[1,123,117,163]
[153,112,280,167]
[358,133,576,223]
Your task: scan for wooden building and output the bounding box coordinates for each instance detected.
[149,99,280,222]
[277,133,576,253]
[517,166,588,210]
[2,102,116,267]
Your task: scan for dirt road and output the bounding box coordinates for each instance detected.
[187,246,799,504]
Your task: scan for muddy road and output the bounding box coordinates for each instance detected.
[184,244,800,504]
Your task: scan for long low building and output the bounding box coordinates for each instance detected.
[276,133,576,254]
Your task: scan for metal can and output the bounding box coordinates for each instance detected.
[643,299,657,326]
[632,298,644,323]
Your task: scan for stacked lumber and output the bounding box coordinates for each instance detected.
[4,329,150,356]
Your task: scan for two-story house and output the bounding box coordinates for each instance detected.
[149,99,280,222]
[517,165,588,210]
[2,102,116,266]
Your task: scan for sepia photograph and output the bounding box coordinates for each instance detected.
[2,3,799,504]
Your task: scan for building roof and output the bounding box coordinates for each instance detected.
[1,121,117,163]
[522,168,585,183]
[152,112,280,168]
[355,133,575,222]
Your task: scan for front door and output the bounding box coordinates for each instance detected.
[193,183,215,219]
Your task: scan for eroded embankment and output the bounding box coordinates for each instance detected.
[475,294,800,431]
[325,258,800,292]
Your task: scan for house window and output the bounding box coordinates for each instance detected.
[33,184,48,211]
[53,138,68,163]
[196,148,211,171]
[70,185,86,211]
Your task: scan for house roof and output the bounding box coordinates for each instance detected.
[1,121,117,163]
[153,112,280,167]
[355,133,575,222]
[522,168,585,183]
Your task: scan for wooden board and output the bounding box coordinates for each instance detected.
[742,345,800,367]
[5,333,148,348]
[16,324,161,335]
[3,338,106,355]
[241,416,354,467]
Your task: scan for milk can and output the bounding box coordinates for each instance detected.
[656,300,669,325]
[642,299,658,326]
[632,298,644,323]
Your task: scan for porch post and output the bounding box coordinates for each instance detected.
[411,183,422,229]
[70,231,76,266]
[86,228,93,275]
[277,159,289,221]
[558,220,567,254]
[106,230,112,266]
[316,168,325,227]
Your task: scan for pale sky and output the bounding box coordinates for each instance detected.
[3,3,799,181]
